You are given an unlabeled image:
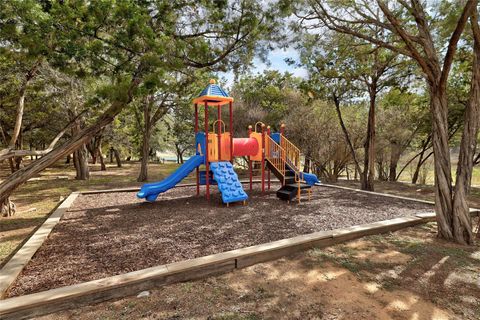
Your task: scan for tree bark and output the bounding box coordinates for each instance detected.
[388,141,402,182]
[362,89,376,191]
[451,14,480,245]
[113,148,122,168]
[0,74,141,204]
[137,98,152,182]
[98,145,106,171]
[1,198,16,217]
[0,59,41,159]
[429,83,455,240]
[138,126,150,182]
[333,95,364,186]
[73,144,90,180]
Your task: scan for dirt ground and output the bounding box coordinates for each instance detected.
[37,220,480,320]
[7,184,433,297]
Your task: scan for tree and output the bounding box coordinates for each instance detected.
[298,31,403,190]
[285,0,480,244]
[0,0,273,208]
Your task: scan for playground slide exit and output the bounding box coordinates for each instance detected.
[137,154,204,202]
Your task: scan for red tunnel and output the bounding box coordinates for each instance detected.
[232,138,259,157]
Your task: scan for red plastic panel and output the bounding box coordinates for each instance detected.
[232,138,259,157]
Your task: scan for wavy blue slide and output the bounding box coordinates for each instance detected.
[137,154,204,202]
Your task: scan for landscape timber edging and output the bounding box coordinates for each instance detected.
[0,213,444,320]
[0,192,79,298]
[320,183,435,205]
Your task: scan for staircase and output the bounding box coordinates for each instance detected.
[265,135,312,203]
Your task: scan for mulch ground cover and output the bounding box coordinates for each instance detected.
[7,184,433,297]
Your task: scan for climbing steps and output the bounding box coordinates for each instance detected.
[209,161,248,204]
[265,135,319,203]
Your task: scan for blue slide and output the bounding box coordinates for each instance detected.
[285,163,320,186]
[137,155,204,202]
[210,162,248,204]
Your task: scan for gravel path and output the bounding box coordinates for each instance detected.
[7,185,433,297]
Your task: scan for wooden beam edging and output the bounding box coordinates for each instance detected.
[319,183,435,205]
[0,214,444,320]
[79,180,263,195]
[0,192,79,299]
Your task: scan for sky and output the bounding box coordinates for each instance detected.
[219,47,308,88]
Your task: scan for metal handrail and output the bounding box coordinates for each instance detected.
[280,135,301,173]
[265,136,286,184]
[266,136,302,203]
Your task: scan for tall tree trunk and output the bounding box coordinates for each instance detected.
[0,60,41,159]
[0,75,141,204]
[362,89,376,191]
[451,17,480,245]
[98,147,106,171]
[429,83,454,240]
[137,100,151,182]
[74,144,90,180]
[138,127,150,182]
[389,141,402,182]
[303,156,311,173]
[113,148,122,168]
[333,95,364,186]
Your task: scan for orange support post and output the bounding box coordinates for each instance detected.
[217,105,222,161]
[248,125,253,191]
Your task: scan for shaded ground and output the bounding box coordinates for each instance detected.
[0,161,180,266]
[8,184,433,296]
[38,220,480,320]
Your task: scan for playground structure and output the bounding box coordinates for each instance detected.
[137,79,319,205]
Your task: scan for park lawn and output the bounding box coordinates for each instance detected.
[38,220,480,320]
[0,161,181,266]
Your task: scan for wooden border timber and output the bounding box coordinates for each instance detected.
[6,212,476,320]
[319,183,435,205]
[0,192,79,298]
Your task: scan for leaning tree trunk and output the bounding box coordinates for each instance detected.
[0,75,141,204]
[412,146,428,184]
[451,22,480,245]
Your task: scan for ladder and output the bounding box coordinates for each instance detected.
[265,135,309,203]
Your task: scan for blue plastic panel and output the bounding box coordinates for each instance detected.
[209,162,248,204]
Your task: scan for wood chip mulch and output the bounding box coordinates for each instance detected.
[7,185,433,297]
